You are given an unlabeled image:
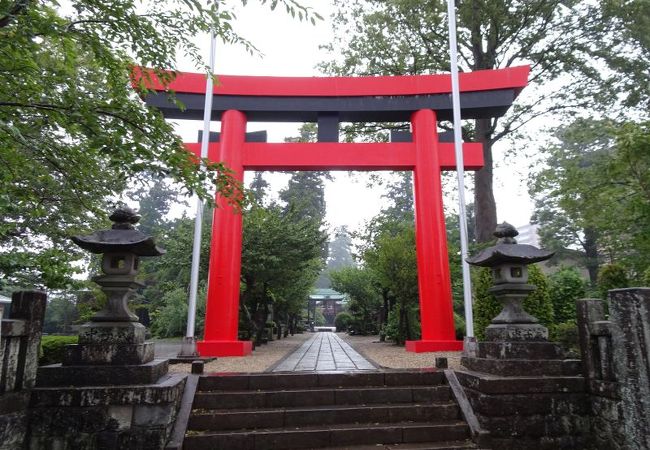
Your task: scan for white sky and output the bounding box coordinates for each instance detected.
[170,0,535,234]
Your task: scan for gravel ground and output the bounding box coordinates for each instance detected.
[167,332,312,374]
[167,332,462,373]
[339,333,463,370]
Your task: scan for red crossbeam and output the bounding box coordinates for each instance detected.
[184,142,484,171]
[137,66,529,97]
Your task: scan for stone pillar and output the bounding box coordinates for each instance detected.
[0,291,47,450]
[608,288,650,450]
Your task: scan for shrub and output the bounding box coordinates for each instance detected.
[384,304,420,344]
[150,284,206,338]
[454,312,466,340]
[40,335,78,365]
[548,267,587,323]
[473,265,554,340]
[334,312,353,332]
[642,266,650,286]
[549,321,579,354]
[597,263,629,299]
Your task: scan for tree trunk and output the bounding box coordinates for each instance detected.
[474,118,497,242]
[583,227,600,286]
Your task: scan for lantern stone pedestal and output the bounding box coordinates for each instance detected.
[456,223,589,449]
[29,208,187,449]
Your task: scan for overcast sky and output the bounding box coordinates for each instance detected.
[171,0,535,234]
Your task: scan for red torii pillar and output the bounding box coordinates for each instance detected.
[195,109,476,356]
[196,110,251,356]
[408,109,459,352]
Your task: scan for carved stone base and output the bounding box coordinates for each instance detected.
[63,342,154,365]
[485,323,548,341]
[78,321,146,345]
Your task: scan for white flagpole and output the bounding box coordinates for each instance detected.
[446,0,475,341]
[179,31,217,358]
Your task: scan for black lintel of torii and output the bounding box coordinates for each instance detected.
[195,128,457,144]
[146,88,516,125]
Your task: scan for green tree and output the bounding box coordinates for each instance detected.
[130,176,185,237]
[241,204,325,342]
[316,226,355,289]
[249,172,270,205]
[330,266,381,335]
[597,263,629,300]
[43,293,79,334]
[0,0,320,288]
[530,120,650,281]
[548,267,587,324]
[322,0,647,242]
[363,222,420,344]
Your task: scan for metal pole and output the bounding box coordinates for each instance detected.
[179,32,217,358]
[446,0,475,342]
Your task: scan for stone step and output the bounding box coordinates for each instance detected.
[183,420,471,450]
[461,357,581,377]
[193,385,452,409]
[188,402,461,431]
[197,370,445,392]
[314,441,483,450]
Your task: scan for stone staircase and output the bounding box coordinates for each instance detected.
[182,370,487,450]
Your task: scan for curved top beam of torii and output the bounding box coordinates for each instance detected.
[136,66,529,124]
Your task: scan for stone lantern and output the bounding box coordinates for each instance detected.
[64,206,165,367]
[466,222,554,341]
[72,207,165,322]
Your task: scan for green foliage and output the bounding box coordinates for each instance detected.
[473,265,554,340]
[241,203,325,338]
[0,0,320,288]
[643,267,650,286]
[43,294,79,334]
[334,312,353,332]
[323,0,647,241]
[472,267,502,341]
[363,221,420,341]
[150,284,206,338]
[597,263,629,299]
[384,304,420,345]
[39,335,78,365]
[330,266,381,336]
[548,268,587,324]
[530,120,650,284]
[549,321,580,354]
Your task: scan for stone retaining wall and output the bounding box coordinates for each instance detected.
[0,291,46,450]
[577,288,650,450]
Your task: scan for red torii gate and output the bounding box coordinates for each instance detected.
[142,66,529,356]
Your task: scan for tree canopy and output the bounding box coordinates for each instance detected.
[321,0,648,242]
[530,119,650,283]
[0,0,320,289]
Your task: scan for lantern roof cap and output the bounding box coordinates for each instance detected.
[71,207,165,256]
[466,222,553,267]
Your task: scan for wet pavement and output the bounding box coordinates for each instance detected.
[272,332,377,372]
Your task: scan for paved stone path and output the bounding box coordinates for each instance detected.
[272,332,377,372]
